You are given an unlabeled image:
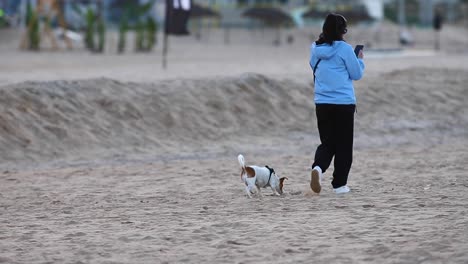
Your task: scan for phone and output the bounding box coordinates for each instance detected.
[354,45,364,57]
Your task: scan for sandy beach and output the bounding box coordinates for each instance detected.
[1,24,468,263]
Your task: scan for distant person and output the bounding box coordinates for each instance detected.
[399,27,414,46]
[308,13,365,194]
[433,10,443,50]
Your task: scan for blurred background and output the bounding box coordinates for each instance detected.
[0,0,467,53]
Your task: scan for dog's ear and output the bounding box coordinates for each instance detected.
[279,177,288,192]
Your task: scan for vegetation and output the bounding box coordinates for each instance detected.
[22,0,159,54]
[84,8,96,51]
[146,17,158,51]
[97,18,106,53]
[73,4,106,53]
[135,17,158,52]
[135,20,145,52]
[120,0,158,53]
[0,8,6,28]
[26,0,40,50]
[118,15,128,53]
[384,0,420,25]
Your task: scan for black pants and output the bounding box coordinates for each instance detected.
[312,104,355,189]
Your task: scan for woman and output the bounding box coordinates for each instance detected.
[309,13,365,194]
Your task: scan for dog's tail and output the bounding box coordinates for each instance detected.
[237,154,246,169]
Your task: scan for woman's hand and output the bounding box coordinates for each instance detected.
[358,50,364,59]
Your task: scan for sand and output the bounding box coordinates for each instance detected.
[1,23,468,263]
[1,143,468,263]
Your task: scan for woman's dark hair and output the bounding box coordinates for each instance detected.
[316,13,348,45]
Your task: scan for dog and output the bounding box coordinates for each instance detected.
[237,154,288,198]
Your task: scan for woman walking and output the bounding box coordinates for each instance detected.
[309,13,365,194]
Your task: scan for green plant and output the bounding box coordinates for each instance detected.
[84,8,96,51]
[135,20,145,52]
[118,0,157,53]
[145,17,158,51]
[384,0,420,25]
[73,4,106,53]
[0,8,6,28]
[28,9,40,50]
[26,0,32,27]
[97,18,105,53]
[118,15,128,54]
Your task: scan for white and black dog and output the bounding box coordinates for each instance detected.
[237,154,288,198]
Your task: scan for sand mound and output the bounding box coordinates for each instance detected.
[0,74,313,166]
[1,68,467,166]
[355,67,468,147]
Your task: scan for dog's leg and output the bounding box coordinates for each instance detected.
[270,187,280,196]
[245,186,252,198]
[257,187,263,197]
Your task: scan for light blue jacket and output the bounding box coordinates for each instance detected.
[309,41,365,105]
